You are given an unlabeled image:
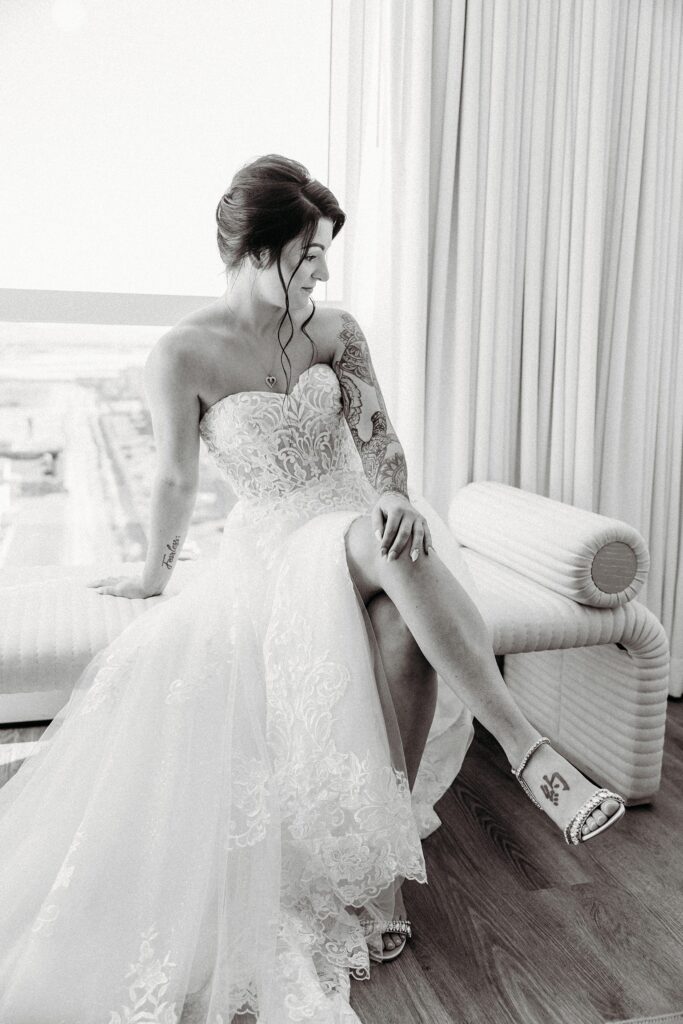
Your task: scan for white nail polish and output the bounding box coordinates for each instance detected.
[411,550,418,562]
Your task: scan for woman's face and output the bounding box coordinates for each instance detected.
[259,217,333,310]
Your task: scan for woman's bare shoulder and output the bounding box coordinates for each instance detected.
[312,306,366,363]
[146,302,228,381]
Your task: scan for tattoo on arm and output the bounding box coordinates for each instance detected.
[333,313,408,496]
[161,535,180,570]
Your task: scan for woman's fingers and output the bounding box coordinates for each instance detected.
[86,576,126,596]
[86,577,117,589]
[378,509,400,555]
[423,521,434,555]
[385,517,417,561]
[371,505,384,546]
[375,501,433,564]
[409,522,425,561]
[384,517,431,562]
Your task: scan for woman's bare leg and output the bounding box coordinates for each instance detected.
[366,593,438,790]
[363,593,438,953]
[345,515,621,839]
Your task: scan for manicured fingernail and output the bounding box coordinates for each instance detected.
[380,548,387,557]
[375,530,382,541]
[388,552,396,562]
[411,549,419,562]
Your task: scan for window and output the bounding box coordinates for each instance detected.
[0,323,228,568]
[0,1,346,570]
[0,0,345,304]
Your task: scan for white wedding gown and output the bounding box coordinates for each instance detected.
[0,362,481,1023]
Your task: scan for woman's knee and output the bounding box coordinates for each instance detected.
[344,514,383,603]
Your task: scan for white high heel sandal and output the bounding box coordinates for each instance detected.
[511,736,626,845]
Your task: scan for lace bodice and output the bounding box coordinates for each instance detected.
[199,362,378,518]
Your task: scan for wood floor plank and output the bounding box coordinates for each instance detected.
[350,950,456,1024]
[0,722,48,787]
[352,706,683,1024]
[435,760,592,892]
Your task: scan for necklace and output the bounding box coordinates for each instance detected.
[224,297,282,390]
[248,336,281,391]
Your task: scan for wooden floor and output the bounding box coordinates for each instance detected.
[350,699,683,1024]
[2,702,682,1023]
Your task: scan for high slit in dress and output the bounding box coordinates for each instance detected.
[0,362,482,1023]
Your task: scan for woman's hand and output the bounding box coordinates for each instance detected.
[85,576,162,600]
[372,491,434,563]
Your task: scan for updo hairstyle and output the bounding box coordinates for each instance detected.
[216,154,346,396]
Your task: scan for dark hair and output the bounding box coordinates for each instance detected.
[216,154,346,398]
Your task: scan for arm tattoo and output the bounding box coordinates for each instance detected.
[161,535,180,570]
[333,313,409,497]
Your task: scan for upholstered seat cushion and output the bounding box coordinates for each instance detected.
[450,481,650,608]
[0,562,201,703]
[0,552,661,695]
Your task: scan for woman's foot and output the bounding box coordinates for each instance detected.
[381,887,408,953]
[509,735,624,840]
[358,886,412,958]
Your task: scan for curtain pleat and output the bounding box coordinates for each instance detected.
[331,0,433,491]
[333,0,682,695]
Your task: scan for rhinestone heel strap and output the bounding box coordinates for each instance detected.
[563,788,626,845]
[511,736,551,811]
[380,919,412,938]
[361,916,413,963]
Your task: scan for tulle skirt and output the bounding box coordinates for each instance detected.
[0,490,476,1023]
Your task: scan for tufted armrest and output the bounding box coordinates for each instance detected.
[449,482,650,609]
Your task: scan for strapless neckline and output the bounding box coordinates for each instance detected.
[199,362,335,427]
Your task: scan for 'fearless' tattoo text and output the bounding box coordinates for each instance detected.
[161,535,180,570]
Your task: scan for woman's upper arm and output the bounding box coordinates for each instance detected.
[330,310,395,441]
[144,330,201,488]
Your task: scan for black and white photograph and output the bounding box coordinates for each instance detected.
[0,1,681,1022]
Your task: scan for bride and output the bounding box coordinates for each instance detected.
[0,154,625,1023]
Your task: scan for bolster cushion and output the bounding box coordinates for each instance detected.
[448,482,649,609]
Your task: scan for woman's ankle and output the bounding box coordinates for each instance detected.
[500,725,545,772]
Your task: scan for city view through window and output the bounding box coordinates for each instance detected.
[0,322,235,570]
[0,0,337,572]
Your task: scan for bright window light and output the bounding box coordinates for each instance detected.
[1,0,341,300]
[51,0,86,33]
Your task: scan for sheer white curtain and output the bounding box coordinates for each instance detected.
[329,0,433,488]
[331,0,683,696]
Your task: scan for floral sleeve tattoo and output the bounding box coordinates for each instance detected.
[332,312,409,497]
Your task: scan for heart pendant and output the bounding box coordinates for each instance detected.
[265,375,277,390]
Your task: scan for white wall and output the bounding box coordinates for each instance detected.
[1,0,331,297]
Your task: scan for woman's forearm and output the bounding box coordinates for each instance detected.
[141,475,197,595]
[366,433,409,498]
[349,411,409,498]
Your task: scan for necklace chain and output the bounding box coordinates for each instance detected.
[224,296,281,390]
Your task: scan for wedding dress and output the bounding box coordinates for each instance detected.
[0,361,482,1023]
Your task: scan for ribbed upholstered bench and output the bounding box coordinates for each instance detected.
[448,483,670,805]
[0,482,670,804]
